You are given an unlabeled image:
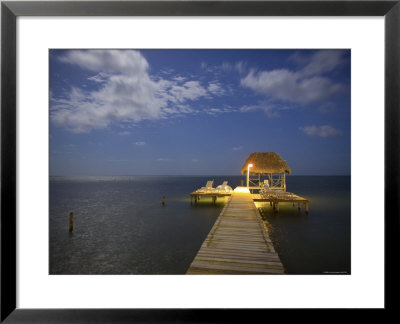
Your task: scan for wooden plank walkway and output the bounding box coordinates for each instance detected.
[186,192,285,274]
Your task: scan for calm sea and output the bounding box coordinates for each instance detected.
[49,175,350,274]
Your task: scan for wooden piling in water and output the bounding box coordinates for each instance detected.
[162,196,166,206]
[69,212,74,232]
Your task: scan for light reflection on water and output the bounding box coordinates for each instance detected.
[50,175,350,274]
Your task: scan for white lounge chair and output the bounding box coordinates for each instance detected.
[260,182,277,199]
[215,181,232,193]
[260,183,297,200]
[197,180,215,192]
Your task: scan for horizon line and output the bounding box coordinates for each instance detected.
[49,174,351,177]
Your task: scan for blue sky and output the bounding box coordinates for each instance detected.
[49,49,350,176]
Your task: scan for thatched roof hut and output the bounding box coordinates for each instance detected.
[241,152,291,175]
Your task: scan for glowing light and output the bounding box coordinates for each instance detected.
[234,187,250,193]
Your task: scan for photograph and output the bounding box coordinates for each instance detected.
[49,49,351,275]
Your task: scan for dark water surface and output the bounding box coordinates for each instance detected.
[49,175,350,274]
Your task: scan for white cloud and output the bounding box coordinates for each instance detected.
[207,81,225,96]
[232,146,244,151]
[59,50,149,74]
[159,68,175,76]
[51,50,163,132]
[51,50,220,133]
[241,69,342,104]
[118,131,131,136]
[200,62,232,74]
[200,62,208,70]
[88,72,109,83]
[234,61,247,74]
[299,50,346,77]
[299,125,343,137]
[173,76,186,82]
[241,50,347,105]
[205,107,233,116]
[167,81,207,103]
[135,141,146,146]
[240,102,286,118]
[220,62,232,72]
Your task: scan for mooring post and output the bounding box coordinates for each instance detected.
[305,202,309,214]
[162,196,166,206]
[69,212,74,232]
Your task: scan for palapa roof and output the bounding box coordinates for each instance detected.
[241,152,291,175]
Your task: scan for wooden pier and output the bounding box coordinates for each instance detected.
[190,191,231,204]
[252,193,309,214]
[187,191,285,274]
[190,188,309,214]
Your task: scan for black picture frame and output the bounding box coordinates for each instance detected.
[1,0,398,322]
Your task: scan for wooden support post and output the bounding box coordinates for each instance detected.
[162,196,166,206]
[283,173,286,192]
[298,202,301,211]
[212,196,216,204]
[270,201,272,207]
[305,202,309,214]
[276,202,279,213]
[69,212,74,232]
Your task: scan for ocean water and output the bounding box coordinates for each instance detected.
[49,175,350,274]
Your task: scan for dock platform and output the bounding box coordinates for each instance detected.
[252,193,309,214]
[186,191,285,274]
[190,191,231,204]
[190,189,309,213]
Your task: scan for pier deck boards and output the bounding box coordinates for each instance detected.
[190,190,309,213]
[252,193,309,213]
[186,192,285,274]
